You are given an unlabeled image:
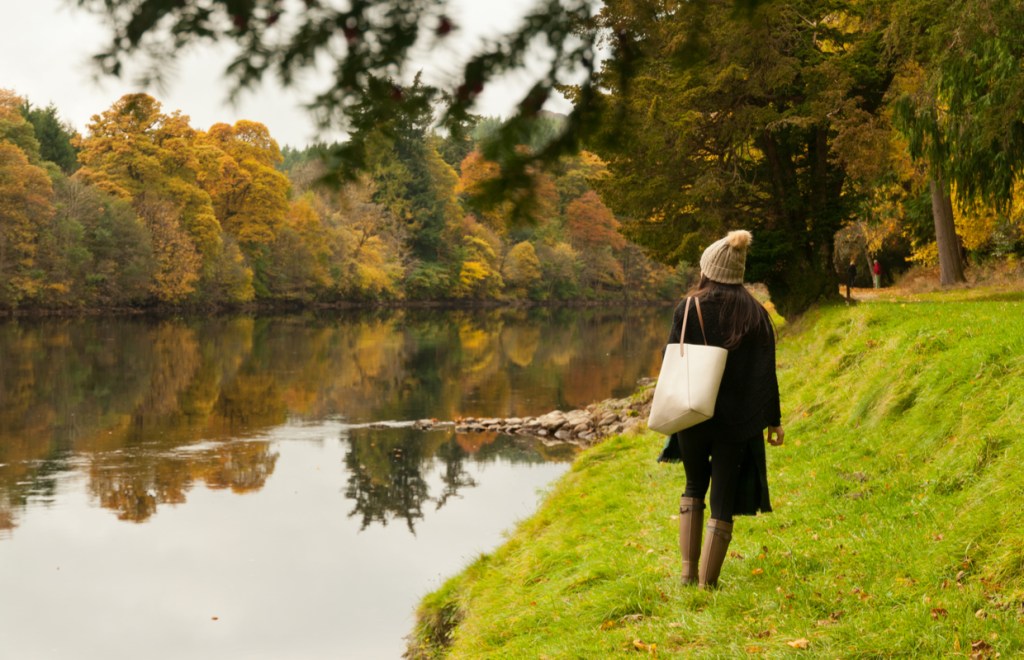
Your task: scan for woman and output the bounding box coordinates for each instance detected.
[658,229,784,588]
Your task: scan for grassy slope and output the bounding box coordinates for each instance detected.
[410,292,1024,658]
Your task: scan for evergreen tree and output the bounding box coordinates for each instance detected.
[21,102,79,174]
[588,0,893,314]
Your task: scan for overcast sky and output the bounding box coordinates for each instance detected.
[0,0,575,148]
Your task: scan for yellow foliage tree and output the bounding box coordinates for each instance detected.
[0,142,54,304]
[502,241,542,297]
[456,149,561,233]
[76,94,224,301]
[0,89,42,163]
[265,195,332,299]
[457,150,507,232]
[452,215,503,299]
[135,193,202,302]
[199,121,289,247]
[537,242,579,299]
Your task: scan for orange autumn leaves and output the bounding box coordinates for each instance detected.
[3,87,684,309]
[76,94,291,302]
[456,148,628,296]
[0,91,56,305]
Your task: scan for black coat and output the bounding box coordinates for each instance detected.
[656,293,780,515]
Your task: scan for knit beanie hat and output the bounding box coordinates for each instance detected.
[699,230,752,284]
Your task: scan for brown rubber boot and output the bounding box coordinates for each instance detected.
[698,518,733,589]
[678,496,705,584]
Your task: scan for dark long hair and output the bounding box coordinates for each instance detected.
[685,276,773,349]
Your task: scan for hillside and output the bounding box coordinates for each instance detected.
[409,291,1024,657]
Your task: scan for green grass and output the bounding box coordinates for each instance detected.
[409,293,1024,658]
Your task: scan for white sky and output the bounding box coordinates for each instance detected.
[0,0,576,148]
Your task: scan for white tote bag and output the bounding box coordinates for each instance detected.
[647,297,728,435]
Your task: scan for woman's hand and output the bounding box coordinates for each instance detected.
[766,426,785,446]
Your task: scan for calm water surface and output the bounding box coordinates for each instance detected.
[0,307,668,659]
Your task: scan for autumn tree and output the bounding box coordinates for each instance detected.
[457,150,507,233]
[451,214,504,300]
[75,0,604,205]
[76,94,260,303]
[458,145,563,241]
[0,89,43,164]
[73,1,793,305]
[502,240,542,298]
[134,192,202,302]
[330,180,404,300]
[553,150,609,210]
[536,242,579,300]
[566,191,625,251]
[0,142,55,305]
[198,120,289,293]
[264,194,332,300]
[52,177,154,305]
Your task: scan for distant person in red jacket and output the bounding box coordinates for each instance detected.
[872,259,882,289]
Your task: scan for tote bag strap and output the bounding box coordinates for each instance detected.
[679,297,710,356]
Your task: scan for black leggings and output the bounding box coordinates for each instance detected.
[681,434,747,523]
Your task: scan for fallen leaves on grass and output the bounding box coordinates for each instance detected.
[786,638,810,649]
[632,638,657,654]
[970,639,993,659]
[850,587,871,601]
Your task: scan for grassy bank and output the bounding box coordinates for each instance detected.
[409,291,1024,658]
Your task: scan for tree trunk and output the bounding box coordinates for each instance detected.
[929,177,966,286]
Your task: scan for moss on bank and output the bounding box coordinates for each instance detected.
[409,291,1024,658]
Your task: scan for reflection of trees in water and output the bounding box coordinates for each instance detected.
[0,450,71,536]
[433,439,477,511]
[86,442,279,522]
[0,306,665,531]
[344,430,433,532]
[342,429,565,532]
[0,506,13,536]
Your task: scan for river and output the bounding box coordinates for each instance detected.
[0,306,668,659]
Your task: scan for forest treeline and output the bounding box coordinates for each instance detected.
[60,0,1024,316]
[8,0,1024,315]
[0,88,686,311]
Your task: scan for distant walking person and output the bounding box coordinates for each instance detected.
[846,260,857,301]
[657,230,783,588]
[872,259,882,289]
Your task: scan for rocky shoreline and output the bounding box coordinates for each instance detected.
[409,379,655,448]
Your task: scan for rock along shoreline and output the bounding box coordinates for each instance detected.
[406,378,656,449]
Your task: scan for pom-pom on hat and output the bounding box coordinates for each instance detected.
[699,230,752,284]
